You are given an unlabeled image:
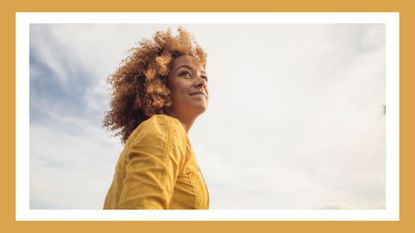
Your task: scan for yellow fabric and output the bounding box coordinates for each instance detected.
[103,114,209,209]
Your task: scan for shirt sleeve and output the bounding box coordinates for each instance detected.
[118,116,187,209]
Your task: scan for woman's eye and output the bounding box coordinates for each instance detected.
[179,71,192,78]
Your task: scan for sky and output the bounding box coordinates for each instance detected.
[29,23,386,209]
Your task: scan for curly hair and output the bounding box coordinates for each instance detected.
[103,27,207,143]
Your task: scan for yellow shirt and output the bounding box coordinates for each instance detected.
[103,114,209,209]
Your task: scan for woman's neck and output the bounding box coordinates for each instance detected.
[165,112,195,134]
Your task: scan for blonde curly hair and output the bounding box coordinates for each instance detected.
[103,27,207,143]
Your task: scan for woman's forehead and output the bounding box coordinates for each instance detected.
[172,55,205,69]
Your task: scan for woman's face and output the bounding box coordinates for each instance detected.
[166,55,208,119]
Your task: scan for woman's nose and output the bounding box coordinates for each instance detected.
[195,76,207,88]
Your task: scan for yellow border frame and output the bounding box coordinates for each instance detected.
[2,0,414,231]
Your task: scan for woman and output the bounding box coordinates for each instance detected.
[103,28,209,209]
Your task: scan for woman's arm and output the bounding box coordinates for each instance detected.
[118,116,187,209]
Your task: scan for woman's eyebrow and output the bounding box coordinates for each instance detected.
[175,65,206,74]
[175,65,193,72]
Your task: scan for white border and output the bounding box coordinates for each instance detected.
[16,12,400,221]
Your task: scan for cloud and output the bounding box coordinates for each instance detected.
[190,24,385,209]
[30,115,123,209]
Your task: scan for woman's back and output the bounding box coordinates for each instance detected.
[103,114,209,209]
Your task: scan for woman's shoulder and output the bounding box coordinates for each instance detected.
[123,114,189,162]
[142,114,185,134]
[127,114,187,145]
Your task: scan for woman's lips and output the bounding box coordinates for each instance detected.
[190,91,207,99]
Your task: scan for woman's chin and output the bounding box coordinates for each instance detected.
[192,104,208,116]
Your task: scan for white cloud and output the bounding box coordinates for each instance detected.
[30,117,123,209]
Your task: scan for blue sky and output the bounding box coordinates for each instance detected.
[29,23,385,209]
